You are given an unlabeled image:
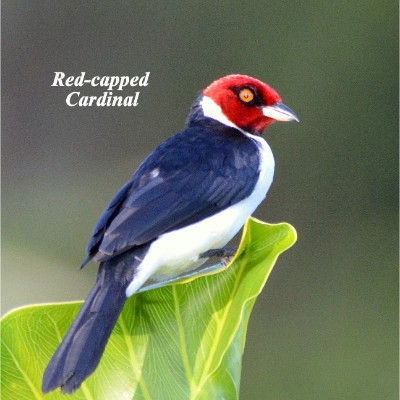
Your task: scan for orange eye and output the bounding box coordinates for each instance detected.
[238,88,254,103]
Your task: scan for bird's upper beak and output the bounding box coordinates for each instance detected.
[262,102,300,122]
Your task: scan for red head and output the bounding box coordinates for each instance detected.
[201,74,299,135]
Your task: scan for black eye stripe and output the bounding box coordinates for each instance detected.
[231,86,264,106]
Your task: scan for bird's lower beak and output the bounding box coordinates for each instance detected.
[262,102,300,122]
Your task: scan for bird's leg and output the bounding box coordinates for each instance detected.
[199,246,238,259]
[138,246,239,293]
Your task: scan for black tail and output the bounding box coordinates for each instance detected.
[42,247,147,394]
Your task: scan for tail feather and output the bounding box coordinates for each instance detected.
[42,247,147,394]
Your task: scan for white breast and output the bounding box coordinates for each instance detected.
[125,134,274,297]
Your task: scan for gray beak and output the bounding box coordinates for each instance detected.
[262,102,300,122]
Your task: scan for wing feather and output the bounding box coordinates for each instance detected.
[84,127,261,264]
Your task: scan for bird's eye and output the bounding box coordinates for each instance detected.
[238,88,255,103]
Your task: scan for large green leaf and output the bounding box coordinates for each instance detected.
[1,218,296,400]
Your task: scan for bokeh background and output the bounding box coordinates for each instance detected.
[2,1,398,399]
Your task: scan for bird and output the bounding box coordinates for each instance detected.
[42,74,299,394]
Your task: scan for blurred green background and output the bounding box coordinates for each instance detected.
[2,1,398,399]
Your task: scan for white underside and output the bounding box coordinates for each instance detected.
[125,97,275,297]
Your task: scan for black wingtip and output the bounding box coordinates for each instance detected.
[80,255,92,269]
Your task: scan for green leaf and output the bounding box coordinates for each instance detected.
[1,218,296,400]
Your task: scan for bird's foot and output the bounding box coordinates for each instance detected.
[199,246,238,259]
[138,246,238,293]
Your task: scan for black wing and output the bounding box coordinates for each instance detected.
[84,126,261,264]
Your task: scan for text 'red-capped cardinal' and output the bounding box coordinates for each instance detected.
[42,74,299,394]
